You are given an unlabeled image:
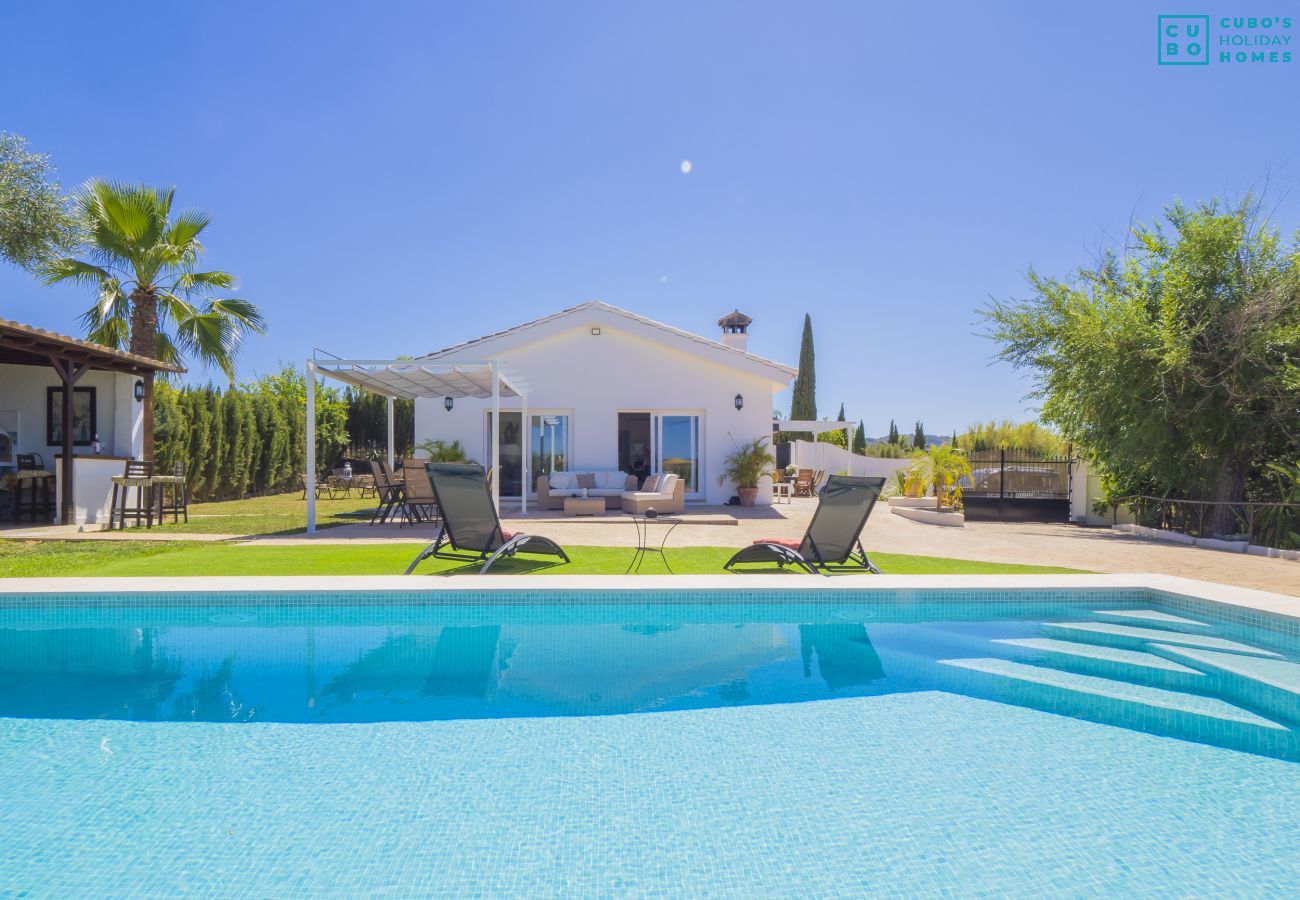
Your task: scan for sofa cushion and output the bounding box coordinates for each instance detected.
[658,473,680,496]
[549,471,577,490]
[641,473,662,493]
[593,471,627,490]
[576,472,596,489]
[623,491,665,500]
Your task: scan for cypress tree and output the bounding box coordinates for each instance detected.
[836,403,846,421]
[788,313,817,441]
[204,388,226,499]
[913,420,926,449]
[888,419,899,444]
[852,420,867,454]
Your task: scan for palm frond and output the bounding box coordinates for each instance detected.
[172,308,242,382]
[175,269,237,291]
[164,208,210,249]
[208,297,266,333]
[40,257,115,288]
[151,331,186,375]
[156,290,199,330]
[82,313,130,350]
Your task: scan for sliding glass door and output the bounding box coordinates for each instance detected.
[530,414,569,493]
[657,414,700,496]
[619,411,702,498]
[488,412,571,498]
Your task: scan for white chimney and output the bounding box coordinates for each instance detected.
[718,309,752,351]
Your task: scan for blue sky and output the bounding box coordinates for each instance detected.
[3,2,1296,438]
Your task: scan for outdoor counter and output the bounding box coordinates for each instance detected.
[54,454,131,525]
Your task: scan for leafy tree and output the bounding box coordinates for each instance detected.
[862,442,909,459]
[956,419,1067,456]
[42,180,264,377]
[786,313,817,441]
[0,132,79,271]
[983,197,1300,533]
[816,424,848,448]
[912,421,926,449]
[852,420,867,454]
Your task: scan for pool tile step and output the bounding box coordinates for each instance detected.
[1091,609,1211,631]
[990,638,1209,691]
[1151,645,1300,724]
[993,638,1201,674]
[1042,622,1282,658]
[938,657,1286,730]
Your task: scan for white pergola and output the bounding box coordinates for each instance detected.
[305,357,529,533]
[772,419,853,474]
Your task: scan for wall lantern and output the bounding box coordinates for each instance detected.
[590,327,601,336]
[133,380,145,403]
[734,393,744,411]
[444,396,454,412]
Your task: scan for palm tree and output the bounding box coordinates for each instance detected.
[42,180,264,378]
[907,443,972,509]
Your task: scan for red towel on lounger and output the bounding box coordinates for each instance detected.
[754,538,801,550]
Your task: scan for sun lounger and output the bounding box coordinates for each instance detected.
[724,474,884,574]
[405,463,570,574]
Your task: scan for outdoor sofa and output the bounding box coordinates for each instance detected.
[620,473,685,514]
[537,471,637,509]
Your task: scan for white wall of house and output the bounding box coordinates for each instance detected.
[414,321,787,505]
[0,363,142,462]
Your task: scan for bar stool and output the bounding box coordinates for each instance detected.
[13,453,55,523]
[152,461,188,524]
[109,460,156,529]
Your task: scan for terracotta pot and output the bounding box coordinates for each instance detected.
[737,487,759,507]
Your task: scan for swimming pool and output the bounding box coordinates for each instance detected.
[1,583,1297,895]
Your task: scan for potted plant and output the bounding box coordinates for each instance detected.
[720,437,775,507]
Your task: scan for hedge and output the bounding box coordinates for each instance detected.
[153,366,413,502]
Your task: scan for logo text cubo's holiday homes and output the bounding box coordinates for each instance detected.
[1158,14,1293,66]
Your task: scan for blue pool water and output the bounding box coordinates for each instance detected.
[1,588,1297,895]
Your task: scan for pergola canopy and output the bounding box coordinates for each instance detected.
[312,358,529,401]
[306,356,530,532]
[772,419,851,435]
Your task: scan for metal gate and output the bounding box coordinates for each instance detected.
[961,449,1072,522]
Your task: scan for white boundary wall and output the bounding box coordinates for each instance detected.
[788,440,912,480]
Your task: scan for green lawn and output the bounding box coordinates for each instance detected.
[147,491,375,535]
[0,540,1086,578]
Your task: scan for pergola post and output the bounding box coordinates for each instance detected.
[520,389,528,514]
[306,359,317,534]
[490,360,500,513]
[50,357,88,526]
[386,395,395,469]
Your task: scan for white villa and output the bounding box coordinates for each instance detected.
[412,302,796,506]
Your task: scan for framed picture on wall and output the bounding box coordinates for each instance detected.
[46,387,97,446]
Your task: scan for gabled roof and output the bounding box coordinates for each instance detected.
[417,301,796,384]
[0,317,183,374]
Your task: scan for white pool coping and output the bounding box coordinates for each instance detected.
[1,574,1296,622]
